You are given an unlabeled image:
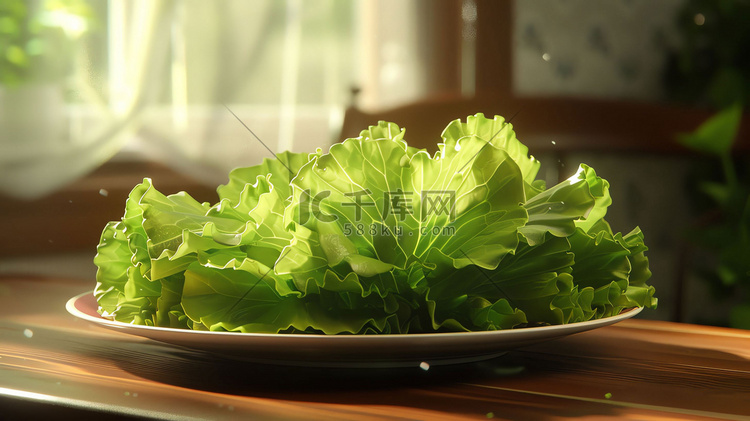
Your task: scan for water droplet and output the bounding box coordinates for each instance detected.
[124,391,130,396]
[542,53,551,62]
[694,13,705,26]
[419,361,430,371]
[551,140,556,145]
[132,392,138,397]
[23,329,33,338]
[68,200,73,203]
[605,392,612,399]
[455,143,462,151]
[99,189,109,197]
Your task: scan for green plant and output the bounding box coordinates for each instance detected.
[0,0,93,86]
[93,114,656,334]
[678,103,750,329]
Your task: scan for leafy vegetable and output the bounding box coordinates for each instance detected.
[94,114,657,334]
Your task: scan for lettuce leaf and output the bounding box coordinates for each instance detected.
[94,113,656,334]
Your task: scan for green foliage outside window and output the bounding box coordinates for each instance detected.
[0,0,94,86]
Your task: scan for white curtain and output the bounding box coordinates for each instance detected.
[0,1,178,199]
[0,0,430,198]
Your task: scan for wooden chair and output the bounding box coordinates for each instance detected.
[341,93,750,156]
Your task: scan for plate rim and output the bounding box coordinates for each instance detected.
[66,290,643,341]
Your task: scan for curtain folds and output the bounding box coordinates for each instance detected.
[0,1,177,199]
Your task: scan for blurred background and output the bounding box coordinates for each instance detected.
[1,0,749,328]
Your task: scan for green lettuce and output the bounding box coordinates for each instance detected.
[94,113,656,334]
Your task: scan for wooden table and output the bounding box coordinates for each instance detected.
[1,275,749,420]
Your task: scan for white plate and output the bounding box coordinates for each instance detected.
[66,291,641,368]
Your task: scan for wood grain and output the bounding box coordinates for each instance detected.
[1,275,748,420]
